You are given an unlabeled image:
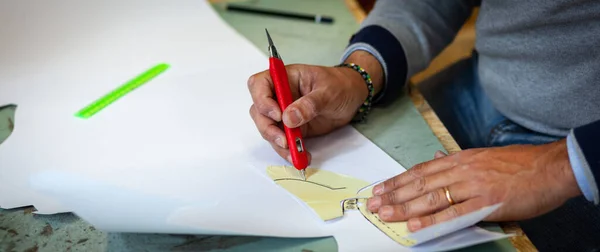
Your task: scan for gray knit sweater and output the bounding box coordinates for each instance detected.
[341,0,600,137]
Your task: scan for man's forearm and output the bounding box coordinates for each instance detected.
[339,0,478,106]
[339,29,408,105]
[343,50,385,96]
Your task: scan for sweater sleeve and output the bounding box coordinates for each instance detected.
[340,0,480,105]
[568,119,600,205]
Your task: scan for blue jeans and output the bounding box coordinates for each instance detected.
[417,53,561,150]
[417,52,600,252]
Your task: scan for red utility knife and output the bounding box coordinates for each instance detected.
[265,29,309,179]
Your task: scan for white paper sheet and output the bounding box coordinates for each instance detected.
[0,1,509,250]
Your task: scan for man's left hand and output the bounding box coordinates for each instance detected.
[367,139,582,232]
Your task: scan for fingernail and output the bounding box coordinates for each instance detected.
[379,206,393,219]
[373,184,384,195]
[275,137,285,148]
[408,219,421,230]
[268,110,279,121]
[286,154,293,164]
[285,108,302,126]
[367,196,381,210]
[434,150,447,158]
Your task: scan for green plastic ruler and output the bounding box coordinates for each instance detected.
[75,63,169,119]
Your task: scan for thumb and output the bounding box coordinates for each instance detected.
[282,89,326,128]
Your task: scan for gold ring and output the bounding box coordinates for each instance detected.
[444,186,455,205]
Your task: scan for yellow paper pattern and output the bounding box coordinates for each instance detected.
[266,165,370,221]
[356,195,416,246]
[266,165,417,246]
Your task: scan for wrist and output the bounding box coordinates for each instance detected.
[334,63,374,123]
[546,139,582,199]
[343,50,384,96]
[336,66,369,102]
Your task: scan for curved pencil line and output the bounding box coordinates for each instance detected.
[273,178,346,190]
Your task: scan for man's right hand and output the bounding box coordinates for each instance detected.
[247,51,384,164]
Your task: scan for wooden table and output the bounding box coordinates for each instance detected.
[345,1,537,251]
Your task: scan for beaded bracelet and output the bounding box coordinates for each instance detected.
[336,63,374,123]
